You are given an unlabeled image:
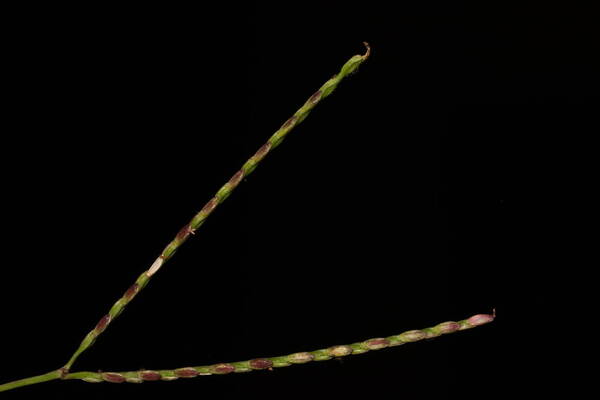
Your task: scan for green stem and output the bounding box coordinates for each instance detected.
[59,43,371,372]
[0,369,62,392]
[60,313,494,384]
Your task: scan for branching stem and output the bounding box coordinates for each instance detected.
[0,43,493,394]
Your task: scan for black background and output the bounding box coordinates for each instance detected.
[1,2,595,399]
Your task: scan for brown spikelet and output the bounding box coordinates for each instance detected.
[249,359,273,370]
[176,224,193,241]
[364,338,390,350]
[254,143,271,161]
[124,283,139,301]
[140,371,161,381]
[201,197,219,215]
[281,116,298,130]
[94,315,111,334]
[175,368,199,378]
[309,90,322,104]
[211,363,235,374]
[228,170,244,187]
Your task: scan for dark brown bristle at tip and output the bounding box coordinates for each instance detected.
[363,42,371,58]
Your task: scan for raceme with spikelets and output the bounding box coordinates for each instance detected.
[62,313,494,384]
[0,43,493,393]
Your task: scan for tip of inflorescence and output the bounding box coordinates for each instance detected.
[362,41,371,59]
[467,310,496,327]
